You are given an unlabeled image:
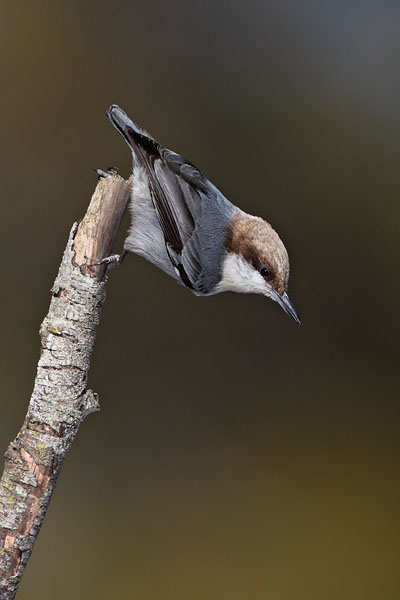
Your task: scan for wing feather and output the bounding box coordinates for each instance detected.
[123,125,209,289]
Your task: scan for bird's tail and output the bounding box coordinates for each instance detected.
[106,104,156,152]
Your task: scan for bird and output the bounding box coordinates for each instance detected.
[103,104,300,324]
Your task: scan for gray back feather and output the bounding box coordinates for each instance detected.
[125,123,235,293]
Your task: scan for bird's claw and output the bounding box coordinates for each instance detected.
[93,254,123,269]
[94,167,119,179]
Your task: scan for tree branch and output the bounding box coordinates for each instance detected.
[0,172,131,599]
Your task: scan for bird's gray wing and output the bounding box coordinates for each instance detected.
[122,124,217,292]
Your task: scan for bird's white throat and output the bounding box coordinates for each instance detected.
[216,252,273,297]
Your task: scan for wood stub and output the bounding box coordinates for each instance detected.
[73,173,131,280]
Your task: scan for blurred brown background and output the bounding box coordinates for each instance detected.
[1,1,400,598]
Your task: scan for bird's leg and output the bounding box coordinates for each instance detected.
[94,250,127,269]
[94,166,119,179]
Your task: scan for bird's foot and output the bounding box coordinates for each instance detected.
[93,253,124,269]
[94,166,119,179]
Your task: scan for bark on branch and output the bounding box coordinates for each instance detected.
[0,172,131,599]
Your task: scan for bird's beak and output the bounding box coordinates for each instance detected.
[106,104,135,145]
[271,290,301,325]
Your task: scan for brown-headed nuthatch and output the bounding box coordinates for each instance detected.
[103,105,300,324]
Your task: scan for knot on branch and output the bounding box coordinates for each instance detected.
[75,389,100,418]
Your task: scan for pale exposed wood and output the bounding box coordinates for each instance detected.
[74,172,130,278]
[0,173,131,599]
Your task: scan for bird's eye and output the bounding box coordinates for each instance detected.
[260,266,271,279]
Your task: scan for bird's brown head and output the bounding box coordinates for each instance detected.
[220,211,300,324]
